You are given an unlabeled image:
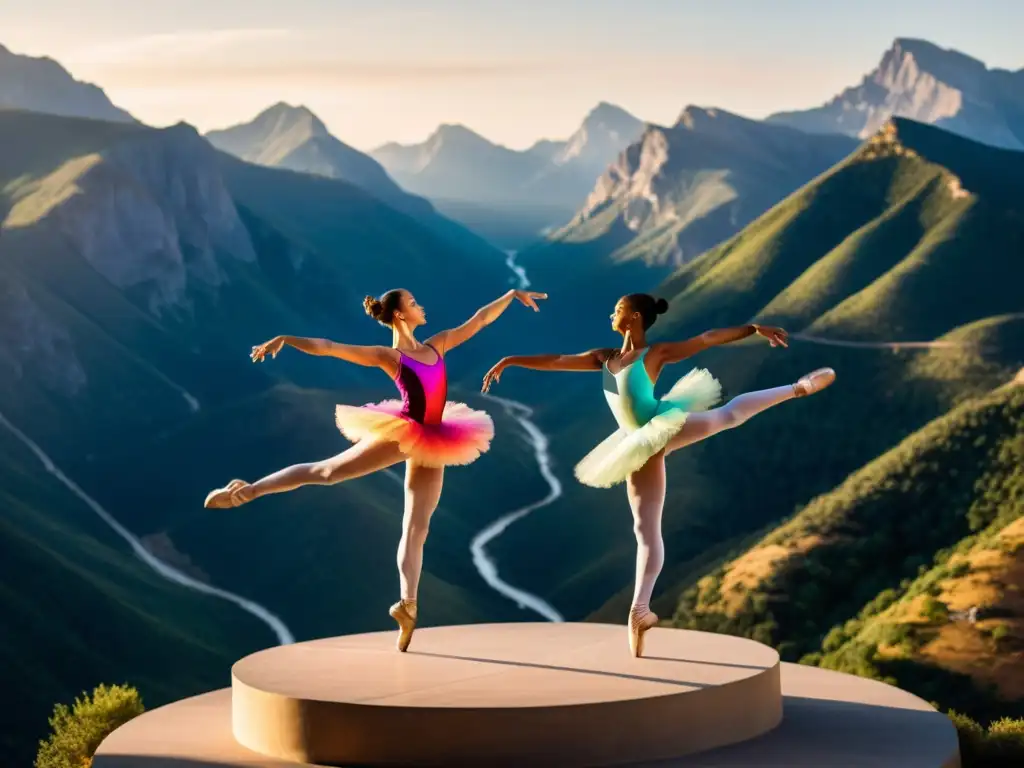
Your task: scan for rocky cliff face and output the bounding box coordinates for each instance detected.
[0,276,87,396]
[562,107,857,265]
[22,124,256,316]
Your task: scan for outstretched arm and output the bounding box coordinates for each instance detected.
[651,323,788,367]
[482,349,612,392]
[251,335,394,371]
[429,289,547,355]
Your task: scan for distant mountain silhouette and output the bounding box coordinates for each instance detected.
[206,102,433,218]
[369,103,645,246]
[769,37,1024,150]
[0,42,134,122]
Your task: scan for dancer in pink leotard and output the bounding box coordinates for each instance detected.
[204,287,546,651]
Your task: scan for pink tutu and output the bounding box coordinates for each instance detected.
[335,399,494,467]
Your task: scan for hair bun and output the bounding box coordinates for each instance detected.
[655,298,669,314]
[363,295,383,319]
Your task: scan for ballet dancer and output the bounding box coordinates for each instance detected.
[205,287,547,651]
[482,293,834,657]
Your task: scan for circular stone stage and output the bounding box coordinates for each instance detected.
[233,623,781,766]
[94,623,961,767]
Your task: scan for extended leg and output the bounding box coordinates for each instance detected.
[204,438,406,508]
[391,462,445,651]
[666,367,835,455]
[625,453,667,657]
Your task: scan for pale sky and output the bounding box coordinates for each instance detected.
[4,1,1023,151]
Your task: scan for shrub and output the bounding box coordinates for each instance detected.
[990,624,1010,642]
[35,684,144,768]
[922,597,949,623]
[986,717,1024,756]
[949,711,1024,767]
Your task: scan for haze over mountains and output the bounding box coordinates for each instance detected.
[205,103,434,219]
[369,102,645,246]
[372,102,643,207]
[769,37,1024,150]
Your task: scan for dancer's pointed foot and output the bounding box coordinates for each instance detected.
[793,367,836,398]
[390,599,418,652]
[628,606,659,658]
[204,479,253,509]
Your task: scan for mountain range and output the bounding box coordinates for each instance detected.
[513,37,1024,346]
[769,37,1024,151]
[551,106,856,264]
[513,108,858,346]
[369,102,645,247]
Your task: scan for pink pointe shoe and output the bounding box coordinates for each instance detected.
[628,607,659,658]
[793,367,836,397]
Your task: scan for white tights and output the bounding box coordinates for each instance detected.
[628,384,796,613]
[397,463,445,602]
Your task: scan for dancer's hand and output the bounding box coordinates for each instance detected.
[481,360,507,392]
[753,325,789,348]
[513,290,548,312]
[251,336,286,363]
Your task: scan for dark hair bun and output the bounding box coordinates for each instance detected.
[655,298,669,314]
[363,295,383,319]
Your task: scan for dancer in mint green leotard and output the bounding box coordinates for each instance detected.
[482,293,835,657]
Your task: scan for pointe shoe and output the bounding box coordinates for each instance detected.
[389,600,418,652]
[628,608,659,658]
[793,367,836,398]
[204,480,250,509]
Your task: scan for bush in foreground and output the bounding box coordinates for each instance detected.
[950,710,1024,767]
[36,684,144,768]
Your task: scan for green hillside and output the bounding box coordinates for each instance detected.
[661,118,1024,341]
[671,380,1024,721]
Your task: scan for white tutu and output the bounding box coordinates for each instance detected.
[574,368,722,488]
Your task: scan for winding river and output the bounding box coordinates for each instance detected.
[467,250,564,621]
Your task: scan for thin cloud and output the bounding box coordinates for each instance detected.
[82,57,557,87]
[66,8,440,66]
[69,28,298,64]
